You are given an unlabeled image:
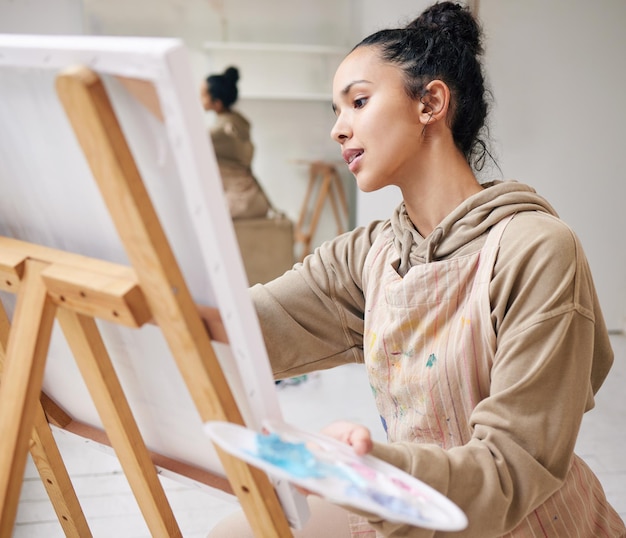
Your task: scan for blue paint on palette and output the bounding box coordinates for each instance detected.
[253,433,425,519]
[255,433,364,484]
[255,433,322,479]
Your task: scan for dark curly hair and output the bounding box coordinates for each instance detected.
[355,2,492,170]
[206,66,240,109]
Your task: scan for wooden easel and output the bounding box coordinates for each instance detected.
[294,161,349,261]
[0,66,293,537]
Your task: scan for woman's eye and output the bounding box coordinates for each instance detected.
[353,97,368,109]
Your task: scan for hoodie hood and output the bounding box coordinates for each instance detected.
[391,180,559,276]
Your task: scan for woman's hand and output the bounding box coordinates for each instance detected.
[294,421,374,497]
[321,420,373,456]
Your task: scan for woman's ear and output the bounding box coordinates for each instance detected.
[418,79,451,125]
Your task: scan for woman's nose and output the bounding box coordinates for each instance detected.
[330,115,350,144]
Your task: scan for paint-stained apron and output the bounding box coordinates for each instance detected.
[349,215,626,537]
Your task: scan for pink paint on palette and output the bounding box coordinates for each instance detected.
[204,419,467,531]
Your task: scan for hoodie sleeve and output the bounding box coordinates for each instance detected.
[250,220,384,378]
[363,212,615,537]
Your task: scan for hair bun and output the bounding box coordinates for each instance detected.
[223,66,240,84]
[406,1,482,56]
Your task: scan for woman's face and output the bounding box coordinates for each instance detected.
[200,82,212,111]
[200,82,220,112]
[331,46,423,193]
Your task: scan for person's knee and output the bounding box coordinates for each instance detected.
[207,509,254,538]
[293,496,352,538]
[207,497,353,538]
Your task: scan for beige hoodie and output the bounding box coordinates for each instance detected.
[251,180,623,537]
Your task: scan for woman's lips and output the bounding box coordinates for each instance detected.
[342,148,364,173]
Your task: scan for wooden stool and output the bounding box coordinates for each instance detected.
[294,161,349,261]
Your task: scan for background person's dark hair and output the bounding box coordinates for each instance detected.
[355,1,492,171]
[206,66,240,109]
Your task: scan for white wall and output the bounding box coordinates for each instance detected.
[480,0,626,331]
[0,0,84,33]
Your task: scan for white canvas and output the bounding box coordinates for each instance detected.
[0,33,306,526]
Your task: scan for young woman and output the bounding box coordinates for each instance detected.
[200,66,271,219]
[207,2,626,536]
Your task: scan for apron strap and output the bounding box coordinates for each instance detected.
[475,213,516,285]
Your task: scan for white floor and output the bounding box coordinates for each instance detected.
[13,335,626,537]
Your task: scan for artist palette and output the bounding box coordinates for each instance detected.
[204,419,468,532]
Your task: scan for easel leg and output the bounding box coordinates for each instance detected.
[30,405,93,537]
[56,308,182,537]
[330,170,350,231]
[295,162,350,261]
[294,167,318,258]
[304,171,332,258]
[0,260,57,537]
[325,167,349,237]
[295,163,333,261]
[0,293,92,537]
[327,176,347,236]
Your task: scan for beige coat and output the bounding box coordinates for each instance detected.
[210,110,270,219]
